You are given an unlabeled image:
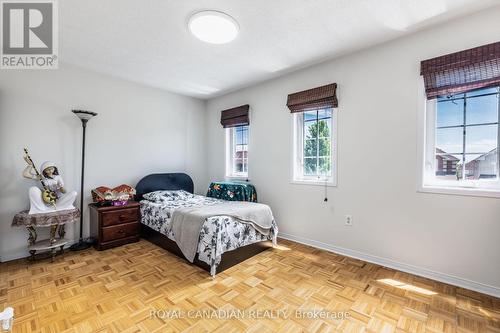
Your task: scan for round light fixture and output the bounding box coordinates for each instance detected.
[188,11,239,44]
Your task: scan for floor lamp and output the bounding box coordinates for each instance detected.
[70,110,97,251]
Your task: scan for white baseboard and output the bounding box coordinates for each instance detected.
[0,239,77,262]
[279,232,500,298]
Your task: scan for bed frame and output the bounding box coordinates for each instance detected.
[135,173,273,274]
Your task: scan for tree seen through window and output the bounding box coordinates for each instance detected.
[303,109,332,177]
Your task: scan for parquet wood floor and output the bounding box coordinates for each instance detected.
[1,239,499,333]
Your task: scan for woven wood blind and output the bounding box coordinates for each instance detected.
[286,83,338,113]
[220,105,250,128]
[420,41,500,99]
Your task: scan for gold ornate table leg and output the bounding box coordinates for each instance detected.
[26,226,37,246]
[58,224,66,239]
[49,224,58,245]
[58,224,66,254]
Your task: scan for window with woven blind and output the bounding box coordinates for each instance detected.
[221,105,250,178]
[287,84,338,186]
[420,42,500,197]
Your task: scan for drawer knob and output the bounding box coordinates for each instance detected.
[118,229,125,234]
[119,215,127,220]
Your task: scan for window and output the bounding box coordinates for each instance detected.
[226,125,249,178]
[292,108,337,185]
[422,86,500,194]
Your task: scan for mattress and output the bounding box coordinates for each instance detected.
[140,194,278,275]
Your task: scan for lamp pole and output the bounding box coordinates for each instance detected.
[70,110,97,251]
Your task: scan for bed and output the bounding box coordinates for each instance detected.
[136,173,278,276]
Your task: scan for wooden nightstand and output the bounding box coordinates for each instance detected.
[89,201,140,250]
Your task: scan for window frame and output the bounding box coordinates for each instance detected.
[418,80,500,198]
[225,125,249,180]
[291,107,338,186]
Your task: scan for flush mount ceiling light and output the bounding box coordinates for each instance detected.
[188,11,239,44]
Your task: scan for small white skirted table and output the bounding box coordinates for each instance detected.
[12,208,80,262]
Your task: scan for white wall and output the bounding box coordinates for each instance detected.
[205,8,500,295]
[0,63,206,261]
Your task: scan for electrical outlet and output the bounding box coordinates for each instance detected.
[344,215,353,226]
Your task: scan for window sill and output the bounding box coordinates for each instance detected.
[225,176,250,182]
[418,185,500,198]
[291,179,337,187]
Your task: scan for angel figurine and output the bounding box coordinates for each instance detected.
[22,149,77,214]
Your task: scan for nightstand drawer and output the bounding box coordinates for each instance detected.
[101,222,139,242]
[90,201,140,250]
[101,208,139,227]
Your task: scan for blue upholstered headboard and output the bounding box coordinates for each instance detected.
[135,173,194,201]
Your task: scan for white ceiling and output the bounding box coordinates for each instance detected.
[60,0,500,99]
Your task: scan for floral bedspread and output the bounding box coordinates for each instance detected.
[140,195,278,276]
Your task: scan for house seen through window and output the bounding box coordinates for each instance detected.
[226,125,248,178]
[426,86,499,189]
